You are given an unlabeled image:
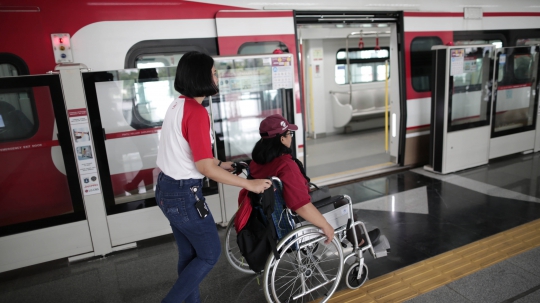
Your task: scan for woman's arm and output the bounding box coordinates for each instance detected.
[195,158,270,193]
[294,203,334,244]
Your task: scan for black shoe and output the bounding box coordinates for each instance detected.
[360,228,381,248]
[367,228,381,246]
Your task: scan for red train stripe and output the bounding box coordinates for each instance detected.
[498,83,532,90]
[106,127,161,140]
[484,12,540,17]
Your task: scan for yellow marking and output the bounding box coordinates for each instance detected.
[384,60,389,152]
[308,59,315,134]
[317,218,540,303]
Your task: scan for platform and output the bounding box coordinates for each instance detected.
[1,152,540,303]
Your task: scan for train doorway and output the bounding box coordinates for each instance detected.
[295,11,405,184]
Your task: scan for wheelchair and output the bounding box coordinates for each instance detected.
[224,162,390,303]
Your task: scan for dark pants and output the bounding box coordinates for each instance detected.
[155,172,221,303]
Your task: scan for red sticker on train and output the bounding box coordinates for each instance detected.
[106,127,162,140]
[68,109,88,117]
[0,140,60,153]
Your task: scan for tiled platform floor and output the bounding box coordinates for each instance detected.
[1,152,539,302]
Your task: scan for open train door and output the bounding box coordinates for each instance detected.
[288,12,404,184]
[215,10,302,222]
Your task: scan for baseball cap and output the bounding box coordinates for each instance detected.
[259,114,298,139]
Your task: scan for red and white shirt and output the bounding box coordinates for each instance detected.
[156,96,213,180]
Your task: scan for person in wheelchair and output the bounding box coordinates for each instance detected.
[249,114,380,247]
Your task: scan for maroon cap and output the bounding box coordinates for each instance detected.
[259,114,298,138]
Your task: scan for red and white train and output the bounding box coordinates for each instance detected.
[1,0,539,273]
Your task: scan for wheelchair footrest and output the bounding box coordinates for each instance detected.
[372,235,390,258]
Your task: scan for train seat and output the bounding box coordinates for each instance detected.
[330,90,386,130]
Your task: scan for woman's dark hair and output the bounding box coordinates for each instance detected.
[251,132,292,164]
[174,51,218,98]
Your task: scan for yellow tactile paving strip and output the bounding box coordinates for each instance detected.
[325,219,540,303]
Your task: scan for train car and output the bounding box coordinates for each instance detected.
[1,0,539,273]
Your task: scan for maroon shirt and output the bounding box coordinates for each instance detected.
[249,154,310,211]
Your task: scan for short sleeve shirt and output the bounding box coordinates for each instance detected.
[182,98,213,161]
[249,154,311,211]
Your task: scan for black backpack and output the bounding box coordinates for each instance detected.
[236,184,280,273]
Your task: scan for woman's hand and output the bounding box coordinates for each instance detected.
[247,179,272,194]
[219,161,235,172]
[294,203,335,245]
[321,223,335,244]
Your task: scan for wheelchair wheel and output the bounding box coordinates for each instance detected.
[263,225,344,303]
[345,262,368,289]
[224,214,253,274]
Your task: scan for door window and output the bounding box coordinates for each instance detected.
[0,75,84,236]
[492,46,539,137]
[448,46,493,131]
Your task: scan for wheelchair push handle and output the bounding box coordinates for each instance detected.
[231,161,249,176]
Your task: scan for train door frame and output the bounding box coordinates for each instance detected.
[294,11,406,178]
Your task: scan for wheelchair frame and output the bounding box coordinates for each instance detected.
[224,173,383,303]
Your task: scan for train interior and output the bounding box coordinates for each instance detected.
[297,19,399,184]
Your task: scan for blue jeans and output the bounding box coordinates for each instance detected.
[155,172,221,303]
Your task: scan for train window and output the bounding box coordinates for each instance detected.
[411,37,443,92]
[128,67,179,127]
[335,48,390,84]
[516,38,540,46]
[135,54,184,69]
[0,63,18,77]
[238,41,289,54]
[125,38,218,69]
[0,89,36,142]
[514,54,533,80]
[0,56,37,142]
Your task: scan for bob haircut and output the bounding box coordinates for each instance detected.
[174,51,219,98]
[251,132,292,165]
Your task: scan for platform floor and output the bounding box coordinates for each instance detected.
[1,152,540,303]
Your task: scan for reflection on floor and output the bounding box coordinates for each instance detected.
[305,128,391,178]
[1,152,540,302]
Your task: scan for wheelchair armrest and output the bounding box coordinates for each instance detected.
[312,195,344,209]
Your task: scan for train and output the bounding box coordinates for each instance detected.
[0,0,539,273]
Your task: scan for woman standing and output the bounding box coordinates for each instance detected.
[155,51,271,303]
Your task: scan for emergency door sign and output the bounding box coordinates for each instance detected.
[68,108,102,196]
